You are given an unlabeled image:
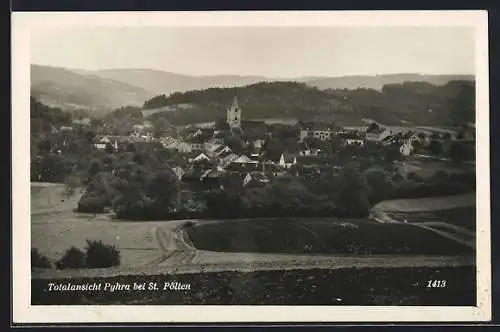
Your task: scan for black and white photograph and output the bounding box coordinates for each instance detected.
[12,11,490,323]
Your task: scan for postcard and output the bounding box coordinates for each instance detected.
[12,10,490,323]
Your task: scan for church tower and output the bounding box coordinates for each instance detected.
[226,96,241,129]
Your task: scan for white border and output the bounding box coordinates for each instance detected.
[12,10,491,323]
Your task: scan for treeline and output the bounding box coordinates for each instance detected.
[142,80,474,127]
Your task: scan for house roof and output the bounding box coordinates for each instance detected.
[299,121,336,132]
[193,153,209,161]
[248,172,269,183]
[213,130,231,139]
[233,155,256,164]
[227,162,261,173]
[213,145,230,156]
[222,153,239,163]
[201,168,226,180]
[337,132,363,140]
[263,162,282,173]
[218,150,234,160]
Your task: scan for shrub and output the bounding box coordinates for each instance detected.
[56,246,86,269]
[406,172,424,182]
[77,195,107,213]
[31,248,52,269]
[85,240,121,268]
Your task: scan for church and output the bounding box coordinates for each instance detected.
[224,96,267,139]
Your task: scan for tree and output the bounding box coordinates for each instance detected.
[215,118,230,131]
[37,139,52,153]
[153,117,170,137]
[364,168,394,203]
[105,142,115,154]
[224,136,244,154]
[449,141,467,163]
[429,140,443,157]
[367,122,381,133]
[88,160,103,179]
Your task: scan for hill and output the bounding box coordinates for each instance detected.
[143,80,475,127]
[84,68,474,95]
[77,68,270,96]
[30,65,156,112]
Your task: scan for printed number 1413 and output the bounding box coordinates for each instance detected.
[427,280,447,288]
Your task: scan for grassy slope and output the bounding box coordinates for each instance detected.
[186,219,472,255]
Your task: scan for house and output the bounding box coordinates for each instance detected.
[337,132,365,146]
[400,140,414,156]
[298,121,337,141]
[185,138,204,152]
[189,128,215,142]
[59,125,73,132]
[253,139,265,150]
[182,166,205,184]
[279,153,297,168]
[212,130,231,144]
[189,153,210,163]
[220,152,239,167]
[298,148,321,156]
[171,166,185,180]
[204,143,222,156]
[92,136,114,150]
[213,145,232,159]
[72,118,92,126]
[243,172,270,188]
[262,162,285,177]
[175,142,193,153]
[232,155,257,164]
[226,161,261,173]
[200,167,226,190]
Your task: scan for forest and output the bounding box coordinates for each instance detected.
[143,80,475,127]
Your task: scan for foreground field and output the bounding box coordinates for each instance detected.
[31,266,476,305]
[186,219,473,255]
[31,183,475,279]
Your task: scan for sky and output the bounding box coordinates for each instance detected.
[30,26,475,77]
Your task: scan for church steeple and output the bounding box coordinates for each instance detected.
[232,96,239,110]
[227,95,241,129]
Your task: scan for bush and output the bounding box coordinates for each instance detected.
[85,240,121,268]
[56,247,86,269]
[77,195,107,213]
[31,248,52,269]
[406,172,424,182]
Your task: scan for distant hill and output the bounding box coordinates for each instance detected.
[83,68,474,95]
[30,65,156,112]
[77,68,270,96]
[30,65,475,120]
[143,80,475,128]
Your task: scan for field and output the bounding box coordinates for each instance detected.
[387,207,476,231]
[31,266,476,305]
[31,183,169,267]
[186,218,473,255]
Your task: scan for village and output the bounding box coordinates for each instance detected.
[76,96,476,194]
